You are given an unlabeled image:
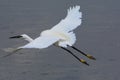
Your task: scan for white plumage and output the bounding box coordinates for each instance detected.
[6,5,82,51]
[20,5,82,49]
[4,6,96,66]
[22,35,59,49]
[52,6,82,32]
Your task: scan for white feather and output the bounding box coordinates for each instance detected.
[21,35,59,49]
[6,5,82,50]
[21,34,33,42]
[58,32,76,47]
[52,5,82,32]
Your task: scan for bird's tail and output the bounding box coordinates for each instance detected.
[67,32,76,46]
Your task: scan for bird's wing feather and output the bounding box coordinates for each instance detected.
[21,36,59,49]
[51,6,82,32]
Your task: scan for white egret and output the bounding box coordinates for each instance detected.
[4,6,96,66]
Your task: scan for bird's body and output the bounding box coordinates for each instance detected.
[19,6,81,49]
[4,5,96,66]
[22,30,76,48]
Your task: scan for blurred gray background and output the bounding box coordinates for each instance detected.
[0,0,120,80]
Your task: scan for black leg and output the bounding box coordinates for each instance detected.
[71,46,96,60]
[61,47,89,66]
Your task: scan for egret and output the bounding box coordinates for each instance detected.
[4,6,96,66]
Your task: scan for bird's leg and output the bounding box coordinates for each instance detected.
[71,46,96,60]
[61,47,89,66]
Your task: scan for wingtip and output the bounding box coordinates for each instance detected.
[3,48,21,53]
[68,5,80,12]
[75,5,80,9]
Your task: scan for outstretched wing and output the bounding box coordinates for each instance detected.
[51,6,82,32]
[21,36,59,49]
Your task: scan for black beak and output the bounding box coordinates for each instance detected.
[9,35,22,39]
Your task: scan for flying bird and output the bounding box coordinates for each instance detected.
[4,6,96,66]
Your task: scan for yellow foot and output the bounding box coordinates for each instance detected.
[80,59,89,66]
[86,54,96,60]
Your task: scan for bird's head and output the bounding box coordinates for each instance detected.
[10,34,33,42]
